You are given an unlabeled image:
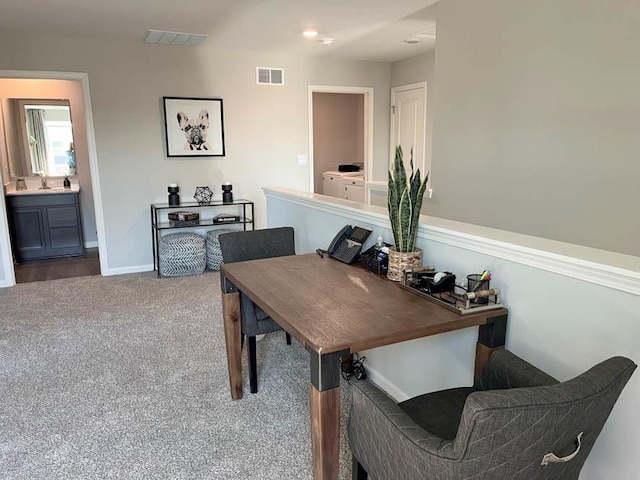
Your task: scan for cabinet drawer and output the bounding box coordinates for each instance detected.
[47,206,79,228]
[8,193,77,208]
[49,227,82,249]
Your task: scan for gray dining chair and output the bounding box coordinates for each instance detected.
[218,227,295,393]
[348,349,636,480]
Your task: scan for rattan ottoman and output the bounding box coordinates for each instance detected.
[159,232,206,277]
[206,229,234,271]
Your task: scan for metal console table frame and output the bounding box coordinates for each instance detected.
[150,199,254,277]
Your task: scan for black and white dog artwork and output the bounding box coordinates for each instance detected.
[177,109,211,151]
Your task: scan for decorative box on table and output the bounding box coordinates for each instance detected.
[168,211,200,222]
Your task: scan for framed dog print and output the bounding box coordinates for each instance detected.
[163,97,225,157]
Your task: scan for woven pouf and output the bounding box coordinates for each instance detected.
[159,233,206,277]
[206,229,234,271]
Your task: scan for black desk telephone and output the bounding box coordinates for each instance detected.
[323,225,372,264]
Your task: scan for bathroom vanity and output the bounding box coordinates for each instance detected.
[6,188,84,262]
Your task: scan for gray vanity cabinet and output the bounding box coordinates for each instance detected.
[7,192,85,262]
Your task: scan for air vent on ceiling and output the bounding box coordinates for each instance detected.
[144,30,207,46]
[256,67,284,86]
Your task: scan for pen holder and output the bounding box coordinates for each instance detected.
[467,274,490,304]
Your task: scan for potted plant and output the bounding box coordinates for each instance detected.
[387,145,429,281]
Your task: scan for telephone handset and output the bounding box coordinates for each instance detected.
[326,224,372,264]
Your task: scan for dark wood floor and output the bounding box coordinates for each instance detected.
[14,248,101,284]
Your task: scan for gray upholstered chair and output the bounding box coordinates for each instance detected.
[348,349,636,480]
[218,227,295,393]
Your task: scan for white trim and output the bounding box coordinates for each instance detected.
[307,85,374,201]
[105,264,154,276]
[0,70,108,286]
[263,187,640,296]
[365,366,410,402]
[0,103,16,286]
[84,240,99,249]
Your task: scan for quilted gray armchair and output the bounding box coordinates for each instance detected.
[348,349,636,480]
[218,227,295,394]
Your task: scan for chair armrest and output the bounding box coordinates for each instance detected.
[474,349,559,391]
[349,381,456,459]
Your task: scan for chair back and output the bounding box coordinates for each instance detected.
[218,227,295,263]
[455,356,636,479]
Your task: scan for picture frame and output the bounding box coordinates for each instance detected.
[163,96,225,157]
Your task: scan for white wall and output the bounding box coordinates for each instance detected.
[0,33,391,277]
[265,188,640,479]
[430,0,640,257]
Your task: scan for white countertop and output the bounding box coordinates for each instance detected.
[5,184,80,196]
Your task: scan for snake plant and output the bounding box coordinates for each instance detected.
[387,145,429,253]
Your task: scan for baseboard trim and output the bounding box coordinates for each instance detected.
[264,187,640,296]
[363,366,410,402]
[84,240,99,249]
[104,264,154,276]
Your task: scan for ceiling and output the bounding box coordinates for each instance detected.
[0,0,438,62]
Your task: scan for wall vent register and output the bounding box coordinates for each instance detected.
[257,67,284,85]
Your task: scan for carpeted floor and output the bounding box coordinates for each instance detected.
[0,271,354,479]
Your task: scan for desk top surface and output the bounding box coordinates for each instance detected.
[222,253,508,355]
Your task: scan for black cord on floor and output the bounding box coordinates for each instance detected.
[342,354,366,383]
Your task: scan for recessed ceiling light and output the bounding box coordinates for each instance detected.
[320,37,334,46]
[302,28,318,38]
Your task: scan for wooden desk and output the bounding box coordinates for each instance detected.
[220,253,508,480]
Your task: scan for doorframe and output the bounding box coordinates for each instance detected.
[0,69,108,286]
[307,85,374,199]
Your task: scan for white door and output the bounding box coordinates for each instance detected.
[390,83,427,177]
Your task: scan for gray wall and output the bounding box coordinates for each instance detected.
[0,33,391,274]
[430,0,640,256]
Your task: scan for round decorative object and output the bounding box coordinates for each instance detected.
[386,247,423,282]
[221,182,233,203]
[194,186,214,205]
[168,183,180,206]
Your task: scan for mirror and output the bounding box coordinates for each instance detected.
[2,98,76,178]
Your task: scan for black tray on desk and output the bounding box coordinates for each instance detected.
[400,277,503,315]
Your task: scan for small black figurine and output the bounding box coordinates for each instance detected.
[168,183,180,206]
[222,182,233,203]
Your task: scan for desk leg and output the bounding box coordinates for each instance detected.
[475,313,508,381]
[222,291,243,400]
[308,348,349,480]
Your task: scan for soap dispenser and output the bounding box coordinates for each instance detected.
[63,176,71,189]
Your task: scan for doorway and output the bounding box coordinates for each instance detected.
[307,85,373,201]
[0,70,107,287]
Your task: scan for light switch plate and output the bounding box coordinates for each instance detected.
[297,154,308,165]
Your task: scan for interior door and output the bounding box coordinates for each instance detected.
[391,83,427,176]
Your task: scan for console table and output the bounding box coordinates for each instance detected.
[150,200,254,275]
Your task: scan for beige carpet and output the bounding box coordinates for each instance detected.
[0,271,353,479]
